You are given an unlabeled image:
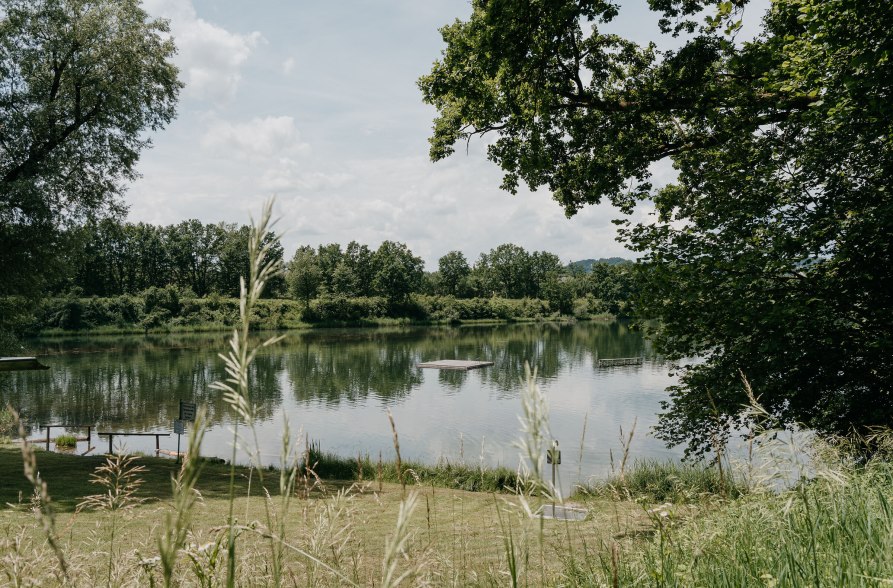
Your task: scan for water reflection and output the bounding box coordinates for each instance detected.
[2,321,675,488]
[3,322,655,427]
[283,330,423,406]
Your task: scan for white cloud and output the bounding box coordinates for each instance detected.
[128,1,645,267]
[201,116,309,158]
[131,146,637,268]
[142,0,263,103]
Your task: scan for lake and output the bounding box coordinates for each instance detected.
[4,321,682,492]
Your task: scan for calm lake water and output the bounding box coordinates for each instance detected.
[4,322,682,491]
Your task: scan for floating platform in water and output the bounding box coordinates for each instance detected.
[417,359,494,371]
[0,357,49,372]
[595,357,643,367]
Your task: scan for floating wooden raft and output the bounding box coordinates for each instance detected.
[0,357,49,372]
[595,357,644,367]
[417,359,494,371]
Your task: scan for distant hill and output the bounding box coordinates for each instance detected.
[568,257,632,272]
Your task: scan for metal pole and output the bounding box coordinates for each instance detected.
[176,433,181,465]
[551,459,556,515]
[46,426,50,450]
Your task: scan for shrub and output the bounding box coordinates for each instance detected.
[0,407,17,439]
[56,297,85,330]
[301,295,388,323]
[54,434,77,448]
[142,285,181,316]
[140,308,172,331]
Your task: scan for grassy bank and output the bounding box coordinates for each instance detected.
[24,292,613,337]
[0,444,643,585]
[2,442,892,586]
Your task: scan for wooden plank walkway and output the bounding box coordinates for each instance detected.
[417,359,494,371]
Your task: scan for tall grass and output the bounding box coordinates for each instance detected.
[306,449,524,493]
[578,459,746,503]
[566,382,893,587]
[582,458,893,587]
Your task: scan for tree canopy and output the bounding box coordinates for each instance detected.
[61,219,285,298]
[420,0,893,455]
[0,0,181,298]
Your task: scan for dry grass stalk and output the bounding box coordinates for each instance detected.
[380,490,420,588]
[618,417,637,486]
[12,407,68,583]
[157,407,208,588]
[388,409,405,498]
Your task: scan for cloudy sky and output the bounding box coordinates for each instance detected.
[131,0,770,268]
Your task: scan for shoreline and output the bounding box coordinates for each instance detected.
[27,305,617,339]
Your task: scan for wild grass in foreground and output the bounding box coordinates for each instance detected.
[3,434,893,585]
[3,201,892,586]
[572,458,893,587]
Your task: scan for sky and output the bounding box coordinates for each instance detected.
[131,0,771,269]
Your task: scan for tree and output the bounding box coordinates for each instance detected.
[528,251,564,299]
[372,241,424,304]
[165,220,224,297]
[476,244,530,298]
[0,0,181,298]
[333,241,374,297]
[421,0,893,455]
[287,246,322,304]
[215,224,250,297]
[437,251,471,297]
[315,243,343,294]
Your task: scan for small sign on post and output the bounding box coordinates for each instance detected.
[548,439,561,513]
[174,401,194,465]
[173,418,186,464]
[179,401,196,422]
[546,443,561,465]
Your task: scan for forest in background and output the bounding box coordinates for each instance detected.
[14,217,636,334]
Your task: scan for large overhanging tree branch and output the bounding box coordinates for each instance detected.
[420,0,893,456]
[0,0,181,298]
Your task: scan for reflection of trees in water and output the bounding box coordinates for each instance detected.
[284,336,422,405]
[437,369,467,392]
[1,339,283,430]
[415,322,648,394]
[4,322,652,427]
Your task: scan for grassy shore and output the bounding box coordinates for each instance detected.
[2,443,892,586]
[0,445,646,586]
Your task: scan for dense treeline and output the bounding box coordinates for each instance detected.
[9,218,638,334]
[287,241,636,316]
[58,219,286,298]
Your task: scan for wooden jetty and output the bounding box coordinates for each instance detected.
[595,357,644,367]
[417,359,494,371]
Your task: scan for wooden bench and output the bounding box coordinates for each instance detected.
[97,432,170,455]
